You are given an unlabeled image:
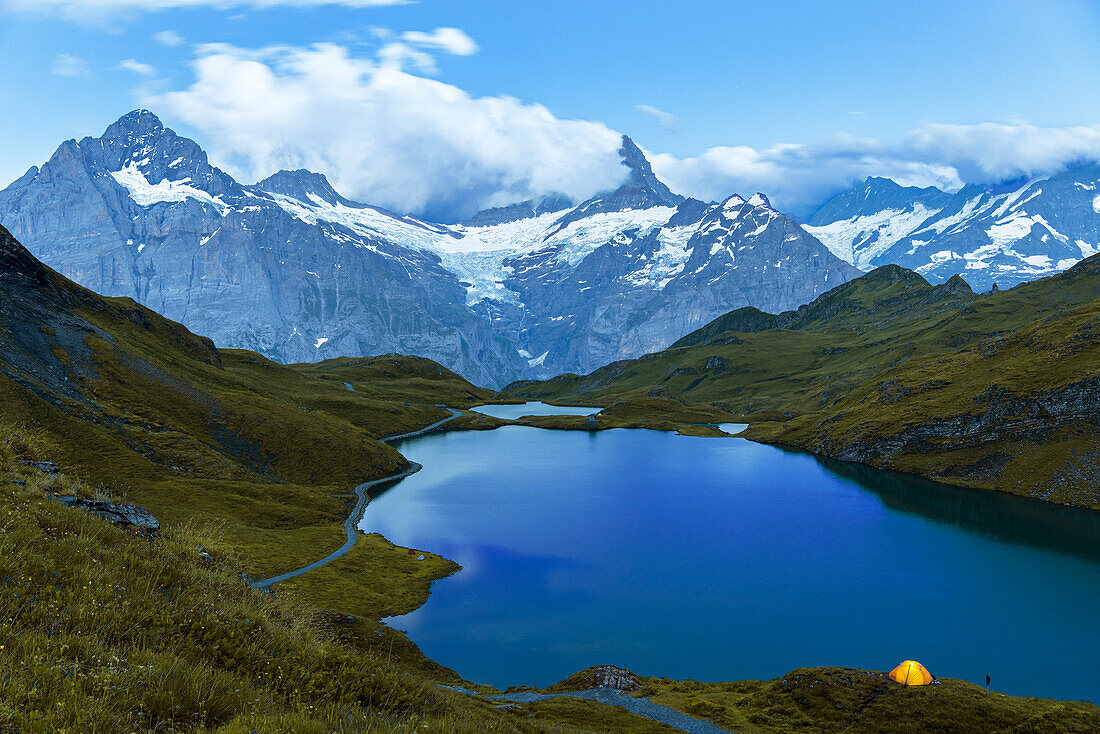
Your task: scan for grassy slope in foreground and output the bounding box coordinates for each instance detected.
[507,258,1100,507]
[0,223,495,599]
[542,666,1099,733]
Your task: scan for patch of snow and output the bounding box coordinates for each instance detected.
[1022,254,1053,268]
[804,203,939,270]
[110,162,229,215]
[527,351,549,367]
[315,337,330,348]
[986,214,1036,247]
[1075,239,1100,258]
[1093,194,1100,213]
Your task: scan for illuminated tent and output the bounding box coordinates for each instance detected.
[888,660,934,686]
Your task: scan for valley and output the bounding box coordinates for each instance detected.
[2,220,1098,731]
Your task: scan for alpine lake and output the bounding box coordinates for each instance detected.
[361,403,1100,702]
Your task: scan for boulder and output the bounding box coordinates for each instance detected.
[591,665,642,691]
[51,495,160,533]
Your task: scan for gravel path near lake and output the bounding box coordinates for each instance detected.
[443,685,732,733]
[253,408,463,590]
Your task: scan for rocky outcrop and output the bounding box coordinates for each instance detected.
[51,495,160,534]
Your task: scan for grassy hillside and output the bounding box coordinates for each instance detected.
[0,223,500,590]
[578,667,1099,733]
[508,259,1100,507]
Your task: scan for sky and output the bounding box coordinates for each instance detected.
[2,0,1100,220]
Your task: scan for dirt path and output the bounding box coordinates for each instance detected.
[253,408,463,591]
[443,685,732,733]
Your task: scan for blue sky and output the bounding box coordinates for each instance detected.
[3,0,1100,219]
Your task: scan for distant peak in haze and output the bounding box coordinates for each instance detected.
[257,169,349,207]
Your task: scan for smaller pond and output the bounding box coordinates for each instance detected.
[471,402,601,420]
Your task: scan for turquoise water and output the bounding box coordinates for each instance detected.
[471,401,601,419]
[365,423,1100,701]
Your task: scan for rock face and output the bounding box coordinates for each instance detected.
[51,495,160,533]
[589,665,642,691]
[806,171,1100,290]
[0,111,859,385]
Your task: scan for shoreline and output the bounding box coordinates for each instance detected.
[252,407,464,590]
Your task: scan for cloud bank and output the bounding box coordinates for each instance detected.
[147,41,1100,220]
[149,42,626,221]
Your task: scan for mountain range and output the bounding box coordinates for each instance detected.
[0,110,857,385]
[4,110,1100,384]
[806,171,1100,290]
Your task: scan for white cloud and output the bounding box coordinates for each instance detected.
[154,30,185,46]
[400,28,479,57]
[148,43,626,221]
[51,54,90,77]
[636,104,676,132]
[1,0,408,23]
[141,42,1100,221]
[906,122,1100,182]
[651,123,1100,215]
[374,27,479,75]
[650,136,965,216]
[116,58,157,76]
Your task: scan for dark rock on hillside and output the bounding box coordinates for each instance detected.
[461,193,575,226]
[51,495,161,534]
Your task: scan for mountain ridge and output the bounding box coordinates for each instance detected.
[509,255,1100,507]
[0,110,860,385]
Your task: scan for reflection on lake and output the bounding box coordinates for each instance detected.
[367,425,1100,701]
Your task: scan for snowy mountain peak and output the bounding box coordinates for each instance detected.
[747,193,772,209]
[722,194,746,209]
[806,167,1100,289]
[257,169,348,207]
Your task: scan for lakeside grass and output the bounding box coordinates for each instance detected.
[509,259,1100,507]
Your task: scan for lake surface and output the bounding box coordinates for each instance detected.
[471,401,601,419]
[364,420,1100,702]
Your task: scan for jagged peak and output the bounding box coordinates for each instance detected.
[104,109,167,140]
[619,135,654,177]
[722,194,746,209]
[257,169,346,206]
[941,273,974,295]
[747,192,772,209]
[613,135,682,206]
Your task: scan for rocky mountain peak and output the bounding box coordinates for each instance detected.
[747,192,772,209]
[615,135,683,208]
[258,169,347,207]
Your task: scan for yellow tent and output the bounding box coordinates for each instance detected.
[888,660,934,686]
